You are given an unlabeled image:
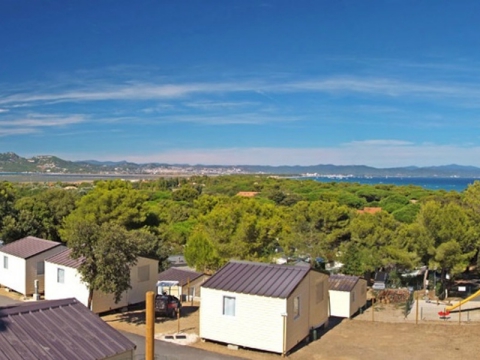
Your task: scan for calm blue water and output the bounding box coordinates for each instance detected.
[306,177,479,192]
[0,172,477,192]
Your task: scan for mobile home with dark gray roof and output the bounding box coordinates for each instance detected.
[200,261,329,355]
[44,248,158,313]
[328,274,367,318]
[0,236,65,296]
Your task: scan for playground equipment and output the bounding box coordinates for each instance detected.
[446,289,480,312]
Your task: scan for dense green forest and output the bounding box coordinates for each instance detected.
[1,175,480,285]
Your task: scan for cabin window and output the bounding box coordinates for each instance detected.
[362,283,366,295]
[352,291,356,302]
[223,296,236,316]
[3,256,7,269]
[57,268,65,283]
[37,261,44,275]
[316,282,324,303]
[137,265,150,282]
[293,296,300,318]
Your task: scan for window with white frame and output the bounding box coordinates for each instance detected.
[3,256,7,269]
[293,296,300,318]
[37,261,44,275]
[223,296,236,316]
[57,268,65,283]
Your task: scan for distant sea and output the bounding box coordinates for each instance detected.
[303,176,479,192]
[0,172,478,192]
[0,172,160,183]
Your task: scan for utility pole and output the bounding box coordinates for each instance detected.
[146,291,155,360]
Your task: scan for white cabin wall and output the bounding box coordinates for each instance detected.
[285,276,310,352]
[200,288,286,354]
[44,261,90,306]
[0,253,26,295]
[329,290,350,318]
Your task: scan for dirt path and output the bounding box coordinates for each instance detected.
[103,301,480,360]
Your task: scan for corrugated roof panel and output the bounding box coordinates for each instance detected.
[0,298,135,360]
[328,275,360,292]
[45,248,83,269]
[202,261,310,298]
[0,236,62,259]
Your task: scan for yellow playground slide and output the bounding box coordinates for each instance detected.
[446,289,480,312]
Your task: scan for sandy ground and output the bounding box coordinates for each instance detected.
[101,297,480,360]
[4,286,479,360]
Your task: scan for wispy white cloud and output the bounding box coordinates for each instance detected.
[276,77,478,98]
[0,114,85,127]
[2,75,480,107]
[160,113,300,125]
[0,128,39,136]
[184,100,260,109]
[344,140,414,147]
[0,114,87,137]
[0,108,9,113]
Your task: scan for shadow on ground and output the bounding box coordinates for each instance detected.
[284,316,345,356]
[103,303,199,327]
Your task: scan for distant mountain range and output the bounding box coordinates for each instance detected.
[1,152,480,178]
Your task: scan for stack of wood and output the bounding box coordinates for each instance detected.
[376,289,410,304]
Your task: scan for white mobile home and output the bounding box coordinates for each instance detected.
[200,261,329,355]
[328,274,367,318]
[0,236,65,296]
[44,248,158,313]
[157,267,208,301]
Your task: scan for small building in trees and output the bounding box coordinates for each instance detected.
[157,267,208,301]
[0,298,136,359]
[0,236,65,296]
[200,261,329,355]
[328,274,367,318]
[44,248,158,313]
[167,254,188,268]
[236,191,259,197]
[357,207,382,215]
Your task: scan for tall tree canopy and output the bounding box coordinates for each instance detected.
[60,219,139,309]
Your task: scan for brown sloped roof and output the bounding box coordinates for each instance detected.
[357,207,382,214]
[45,247,84,269]
[328,274,360,292]
[0,298,135,360]
[157,267,204,286]
[236,191,259,197]
[0,236,63,259]
[201,261,310,298]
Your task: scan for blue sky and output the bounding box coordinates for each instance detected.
[1,0,480,167]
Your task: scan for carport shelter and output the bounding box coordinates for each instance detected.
[0,298,136,360]
[200,260,329,355]
[328,274,367,318]
[157,267,208,301]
